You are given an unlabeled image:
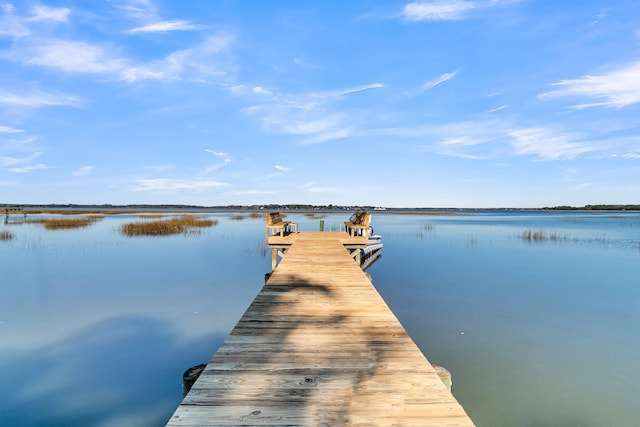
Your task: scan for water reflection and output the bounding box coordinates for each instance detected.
[0,211,639,426]
[0,315,226,427]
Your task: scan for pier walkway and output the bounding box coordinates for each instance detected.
[166,232,474,426]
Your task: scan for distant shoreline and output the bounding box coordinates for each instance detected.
[2,203,639,214]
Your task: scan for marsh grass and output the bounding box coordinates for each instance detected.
[0,230,13,241]
[121,216,217,236]
[249,212,262,219]
[521,229,570,242]
[26,216,103,230]
[245,239,268,258]
[229,215,246,221]
[423,224,435,231]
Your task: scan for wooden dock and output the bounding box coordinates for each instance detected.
[166,231,474,426]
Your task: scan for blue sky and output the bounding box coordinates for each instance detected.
[1,0,639,208]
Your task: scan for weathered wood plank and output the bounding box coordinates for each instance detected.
[166,232,474,426]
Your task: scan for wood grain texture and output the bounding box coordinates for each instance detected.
[166,232,474,426]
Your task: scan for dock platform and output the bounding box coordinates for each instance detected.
[166,231,474,426]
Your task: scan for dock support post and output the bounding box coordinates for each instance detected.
[271,248,278,271]
[433,365,452,391]
[319,220,324,231]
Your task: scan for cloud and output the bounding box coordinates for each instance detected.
[26,5,71,23]
[0,125,24,134]
[484,105,508,113]
[3,28,235,83]
[133,178,228,192]
[203,149,231,172]
[72,166,93,176]
[204,158,231,173]
[112,0,158,22]
[1,151,44,167]
[417,71,458,93]
[266,165,290,178]
[282,116,344,135]
[0,89,81,108]
[1,4,69,38]
[119,32,235,83]
[241,82,382,144]
[402,1,476,21]
[127,20,204,34]
[9,163,47,173]
[311,83,384,99]
[508,128,595,160]
[400,0,519,22]
[204,149,226,156]
[301,127,353,144]
[252,86,272,95]
[4,39,128,74]
[539,62,640,109]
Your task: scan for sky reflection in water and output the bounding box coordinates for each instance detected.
[1,211,639,427]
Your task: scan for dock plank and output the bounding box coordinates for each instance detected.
[166,232,474,426]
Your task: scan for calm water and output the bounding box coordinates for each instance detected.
[1,211,639,426]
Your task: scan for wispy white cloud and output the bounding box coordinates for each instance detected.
[282,116,344,135]
[204,158,231,173]
[590,9,609,26]
[241,83,381,144]
[0,125,24,134]
[402,1,477,21]
[509,128,595,160]
[204,149,226,156]
[0,151,44,168]
[252,86,273,96]
[0,4,70,37]
[293,57,316,68]
[112,0,158,23]
[133,178,228,192]
[301,128,353,145]
[400,120,507,158]
[4,39,128,74]
[143,163,175,172]
[120,32,235,83]
[0,89,81,108]
[9,163,47,173]
[26,5,71,23]
[3,21,234,83]
[539,62,640,109]
[72,166,93,176]
[484,105,508,113]
[400,0,520,22]
[311,83,384,99]
[203,149,231,172]
[127,20,204,34]
[417,71,458,93]
[267,164,290,178]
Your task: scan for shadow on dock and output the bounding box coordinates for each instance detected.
[174,273,465,424]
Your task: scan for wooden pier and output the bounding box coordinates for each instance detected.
[166,230,474,426]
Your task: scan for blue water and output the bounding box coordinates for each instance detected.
[1,211,638,426]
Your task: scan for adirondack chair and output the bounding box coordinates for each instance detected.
[344,211,371,237]
[266,212,297,238]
